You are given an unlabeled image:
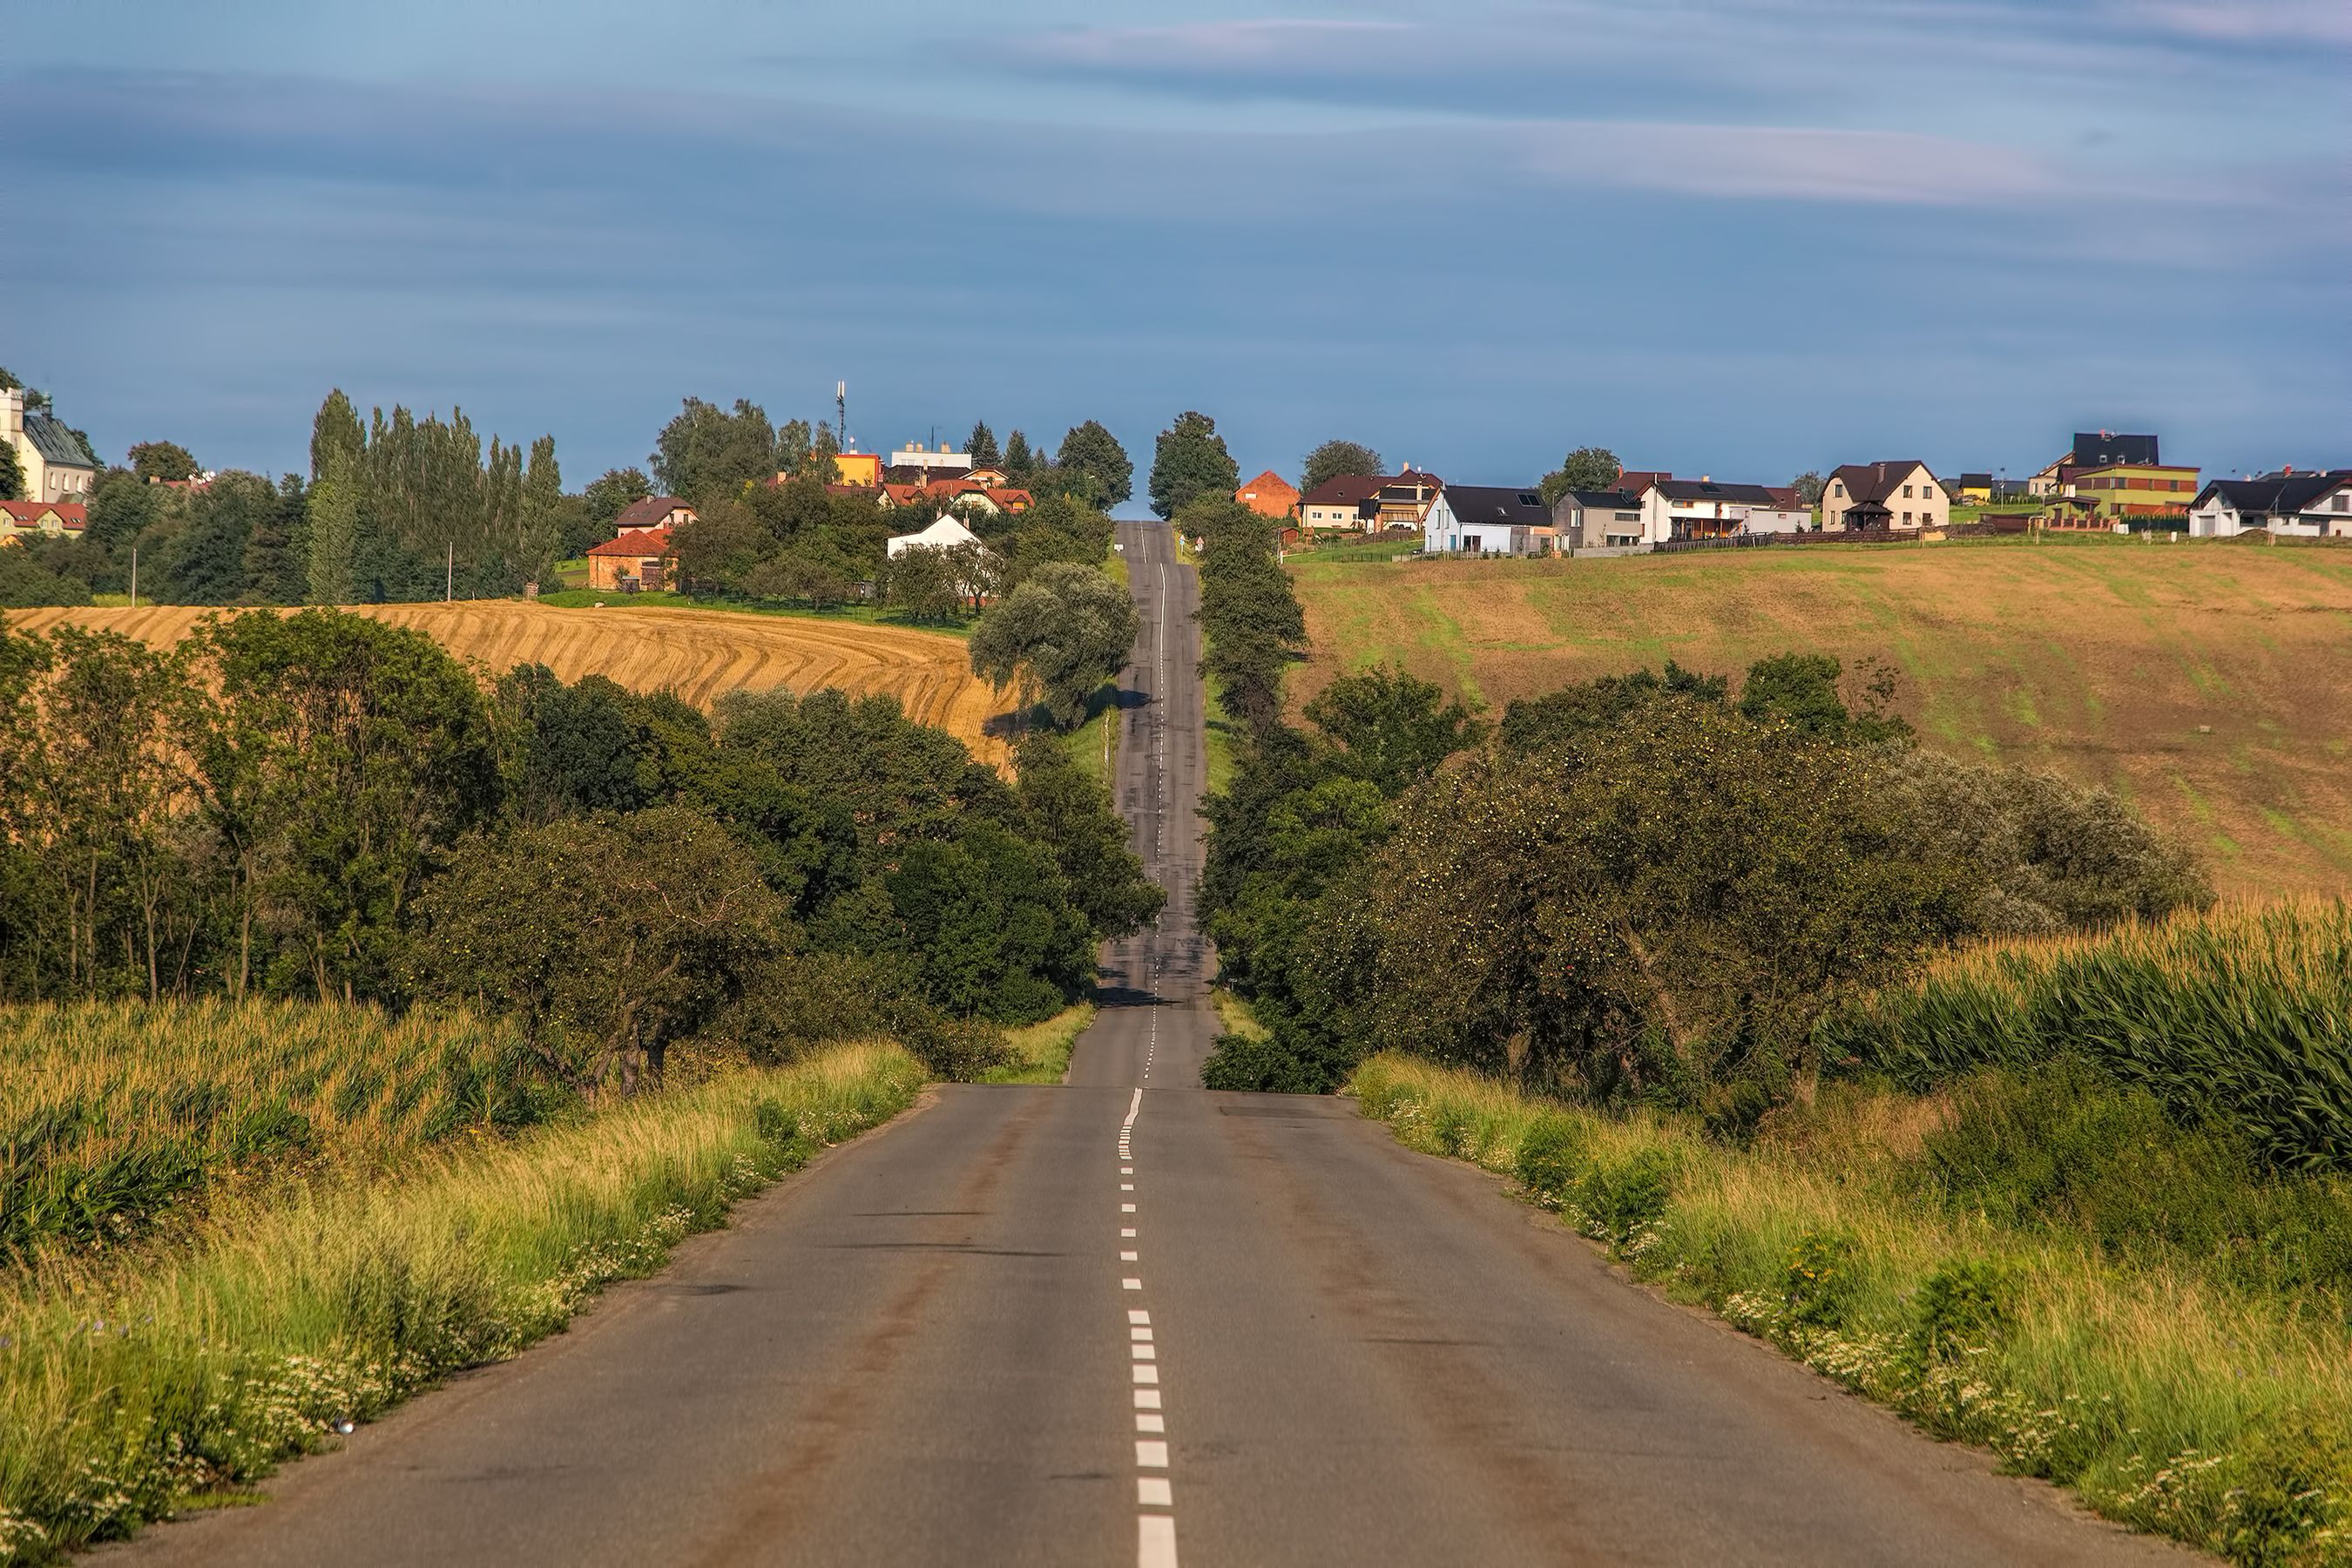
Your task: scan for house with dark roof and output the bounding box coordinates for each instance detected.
[2031,432,2161,497]
[1638,477,1788,542]
[2189,470,2352,538]
[1821,461,1949,531]
[615,497,698,533]
[1297,474,1383,532]
[1372,471,1443,531]
[1422,485,1553,555]
[1,389,98,504]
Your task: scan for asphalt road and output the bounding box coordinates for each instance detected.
[112,521,2195,1566]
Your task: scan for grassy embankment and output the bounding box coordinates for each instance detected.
[1354,898,2352,1566]
[0,1000,921,1563]
[534,587,976,638]
[1288,539,2352,897]
[981,1003,1098,1085]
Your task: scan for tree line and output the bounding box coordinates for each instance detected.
[1191,512,2211,1119]
[0,609,1162,1085]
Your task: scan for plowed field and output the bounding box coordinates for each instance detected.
[7,601,1010,767]
[1289,539,2352,897]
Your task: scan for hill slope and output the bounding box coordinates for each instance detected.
[7,600,1011,765]
[1290,539,2352,896]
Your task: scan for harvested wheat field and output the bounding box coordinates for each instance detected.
[7,600,1012,767]
[1291,537,2352,897]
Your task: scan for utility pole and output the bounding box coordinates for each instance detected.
[446,540,454,602]
[129,546,138,608]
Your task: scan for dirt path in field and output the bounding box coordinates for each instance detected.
[7,601,1012,767]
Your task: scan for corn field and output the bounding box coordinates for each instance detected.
[1818,899,2352,1172]
[0,1000,571,1260]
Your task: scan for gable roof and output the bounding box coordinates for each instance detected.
[586,525,674,558]
[1614,470,1670,495]
[1558,489,1639,510]
[1655,477,1782,505]
[2072,431,2159,468]
[1299,474,1382,509]
[2193,472,2349,517]
[887,515,982,555]
[0,500,86,528]
[1443,485,1551,526]
[18,411,97,471]
[615,496,693,528]
[1828,462,1935,505]
[1238,470,1297,496]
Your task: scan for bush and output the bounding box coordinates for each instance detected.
[1575,1147,1676,1245]
[1903,1259,2013,1374]
[1781,1230,1860,1328]
[1514,1119,1587,1207]
[1200,1031,1326,1093]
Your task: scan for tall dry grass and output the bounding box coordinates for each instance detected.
[0,1040,922,1563]
[1819,898,2352,1171]
[0,1000,569,1261]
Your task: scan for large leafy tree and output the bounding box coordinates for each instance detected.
[1186,497,1306,732]
[0,443,21,502]
[412,807,787,1092]
[1013,733,1165,939]
[305,448,361,605]
[1058,419,1134,509]
[185,610,503,1001]
[1147,410,1240,519]
[968,562,1140,728]
[1538,446,1621,505]
[651,396,778,506]
[127,442,199,483]
[1300,439,1382,496]
[582,467,652,529]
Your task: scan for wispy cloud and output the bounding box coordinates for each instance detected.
[1016,17,1414,70]
[2116,0,2352,45]
[1517,121,2063,206]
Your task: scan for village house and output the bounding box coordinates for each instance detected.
[0,499,88,543]
[1372,471,1443,531]
[830,450,883,486]
[1,388,98,504]
[1551,489,1645,551]
[1296,475,1382,532]
[1234,470,1300,520]
[1821,461,1949,531]
[1422,485,1554,555]
[2030,432,2160,497]
[614,497,698,533]
[2188,470,2352,538]
[585,527,677,591]
[1639,477,1786,542]
[883,442,974,484]
[878,480,1031,515]
[2045,460,2201,522]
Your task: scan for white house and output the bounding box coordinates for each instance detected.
[885,514,983,558]
[1636,478,1785,543]
[2188,471,2352,538]
[1422,485,1555,555]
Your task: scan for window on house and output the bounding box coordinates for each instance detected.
[1903,511,1913,524]
[2335,497,2349,512]
[1903,484,1914,498]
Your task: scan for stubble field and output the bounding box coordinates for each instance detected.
[6,600,1011,766]
[1289,538,2352,896]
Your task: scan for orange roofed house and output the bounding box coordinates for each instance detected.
[1234,470,1300,519]
[586,496,698,591]
[0,499,89,543]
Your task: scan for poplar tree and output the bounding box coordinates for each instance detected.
[305,449,360,606]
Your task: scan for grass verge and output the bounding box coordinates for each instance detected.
[1350,1052,2352,1566]
[981,1002,1098,1085]
[0,1043,923,1564]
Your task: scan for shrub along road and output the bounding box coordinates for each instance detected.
[109,523,2193,1566]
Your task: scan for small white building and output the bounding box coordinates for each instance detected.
[885,514,982,558]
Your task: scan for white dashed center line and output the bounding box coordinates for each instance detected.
[1119,1082,1176,1565]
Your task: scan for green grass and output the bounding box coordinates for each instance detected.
[0,1000,570,1262]
[1820,898,2352,1174]
[981,1002,1097,1085]
[531,589,976,638]
[1211,989,1267,1041]
[0,1039,922,1562]
[1351,1052,2352,1566]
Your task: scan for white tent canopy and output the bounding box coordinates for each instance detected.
[885,515,982,558]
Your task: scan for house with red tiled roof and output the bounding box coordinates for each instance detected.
[0,499,88,542]
[1234,470,1301,520]
[586,525,676,591]
[879,480,1031,515]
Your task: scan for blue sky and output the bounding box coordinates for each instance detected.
[6,1,2347,495]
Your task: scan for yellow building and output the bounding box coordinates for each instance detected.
[832,450,882,486]
[2055,463,2200,519]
